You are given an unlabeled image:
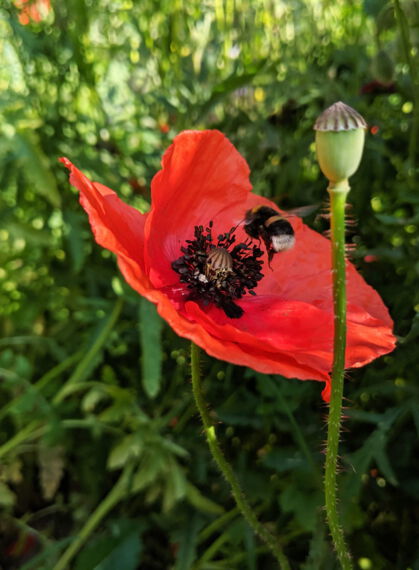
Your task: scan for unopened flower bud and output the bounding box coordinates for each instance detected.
[314,101,367,185]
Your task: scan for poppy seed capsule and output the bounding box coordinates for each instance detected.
[314,101,367,185]
[205,247,233,282]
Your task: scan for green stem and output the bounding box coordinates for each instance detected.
[190,343,290,569]
[35,350,85,390]
[53,297,123,404]
[52,462,134,570]
[0,352,83,423]
[197,507,239,544]
[0,419,121,459]
[324,180,353,570]
[0,420,44,459]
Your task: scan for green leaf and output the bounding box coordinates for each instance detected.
[363,0,387,18]
[15,130,61,207]
[107,434,144,470]
[344,409,402,498]
[131,449,165,493]
[139,298,163,398]
[0,481,16,508]
[162,459,187,511]
[82,387,108,414]
[262,448,305,473]
[301,512,330,570]
[95,530,142,570]
[373,436,398,486]
[64,211,88,273]
[160,438,189,458]
[173,512,201,570]
[185,482,224,515]
[279,484,322,532]
[74,520,143,570]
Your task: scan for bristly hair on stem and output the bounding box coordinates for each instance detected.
[324,182,354,570]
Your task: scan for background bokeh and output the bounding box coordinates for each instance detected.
[1,0,419,568]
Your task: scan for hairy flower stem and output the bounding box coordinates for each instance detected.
[190,343,290,569]
[325,180,353,570]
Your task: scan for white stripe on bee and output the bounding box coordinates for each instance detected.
[271,234,295,252]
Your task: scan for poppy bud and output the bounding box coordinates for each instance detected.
[314,101,367,186]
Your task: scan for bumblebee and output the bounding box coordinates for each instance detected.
[244,205,295,263]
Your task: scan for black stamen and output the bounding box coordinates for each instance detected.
[172,223,264,318]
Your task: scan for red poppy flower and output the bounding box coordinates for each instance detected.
[15,0,50,25]
[60,130,396,401]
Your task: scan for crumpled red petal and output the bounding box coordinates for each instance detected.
[59,157,149,286]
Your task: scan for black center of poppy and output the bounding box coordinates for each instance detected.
[171,222,264,318]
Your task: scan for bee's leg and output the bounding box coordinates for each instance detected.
[261,234,274,269]
[267,250,274,269]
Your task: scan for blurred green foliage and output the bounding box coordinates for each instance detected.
[0,0,419,568]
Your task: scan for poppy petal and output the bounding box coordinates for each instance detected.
[145,130,252,288]
[184,297,333,378]
[59,158,148,279]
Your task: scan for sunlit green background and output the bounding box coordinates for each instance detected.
[1,0,419,568]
